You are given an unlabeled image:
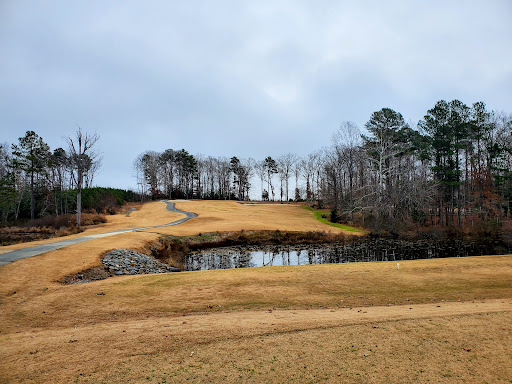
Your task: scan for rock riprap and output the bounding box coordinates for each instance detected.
[102,249,180,275]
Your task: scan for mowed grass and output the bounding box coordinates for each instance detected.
[3,254,511,330]
[303,206,365,232]
[1,201,511,383]
[96,254,512,313]
[82,312,512,384]
[1,256,511,384]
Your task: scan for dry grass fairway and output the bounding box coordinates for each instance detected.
[144,200,358,236]
[0,201,511,383]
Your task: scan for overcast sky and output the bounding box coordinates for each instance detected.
[1,1,511,190]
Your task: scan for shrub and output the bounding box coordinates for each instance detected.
[25,213,106,229]
[330,207,339,223]
[80,213,107,226]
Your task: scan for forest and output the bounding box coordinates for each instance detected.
[0,129,135,227]
[133,99,512,233]
[1,99,511,235]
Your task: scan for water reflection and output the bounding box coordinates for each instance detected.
[185,238,480,271]
[186,246,389,271]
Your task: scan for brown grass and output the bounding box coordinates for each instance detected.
[0,201,182,252]
[25,212,108,229]
[147,200,359,237]
[0,213,109,245]
[4,254,511,330]
[0,226,80,246]
[0,200,511,383]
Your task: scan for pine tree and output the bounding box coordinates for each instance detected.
[12,131,50,220]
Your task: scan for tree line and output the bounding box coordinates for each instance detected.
[0,128,128,226]
[134,150,253,201]
[135,99,511,232]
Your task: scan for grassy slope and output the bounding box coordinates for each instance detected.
[0,200,511,383]
[8,255,510,329]
[1,255,511,383]
[303,206,366,232]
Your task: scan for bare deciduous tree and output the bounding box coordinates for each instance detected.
[66,127,100,227]
[277,153,297,202]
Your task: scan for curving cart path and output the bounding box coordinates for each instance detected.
[0,201,197,266]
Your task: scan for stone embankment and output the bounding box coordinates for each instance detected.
[102,249,180,275]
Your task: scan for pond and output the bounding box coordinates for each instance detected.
[184,238,487,271]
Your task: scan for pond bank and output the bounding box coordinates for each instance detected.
[147,228,510,271]
[64,228,512,282]
[185,234,512,271]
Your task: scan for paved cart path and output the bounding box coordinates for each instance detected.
[0,201,196,266]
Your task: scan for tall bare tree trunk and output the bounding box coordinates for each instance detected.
[76,167,82,227]
[66,127,100,229]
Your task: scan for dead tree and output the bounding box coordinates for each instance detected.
[66,127,100,227]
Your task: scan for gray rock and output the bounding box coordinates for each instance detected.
[102,249,180,276]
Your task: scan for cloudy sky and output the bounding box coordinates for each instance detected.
[1,1,511,190]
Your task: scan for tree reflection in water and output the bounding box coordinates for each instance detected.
[185,238,482,271]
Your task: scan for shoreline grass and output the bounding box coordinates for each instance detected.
[303,206,365,232]
[74,255,512,317]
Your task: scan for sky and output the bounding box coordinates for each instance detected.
[1,1,511,191]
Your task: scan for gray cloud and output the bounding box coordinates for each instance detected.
[1,1,511,189]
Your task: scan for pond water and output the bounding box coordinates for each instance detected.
[184,238,483,271]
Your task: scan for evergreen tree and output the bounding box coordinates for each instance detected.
[263,156,278,201]
[11,131,50,220]
[420,100,453,226]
